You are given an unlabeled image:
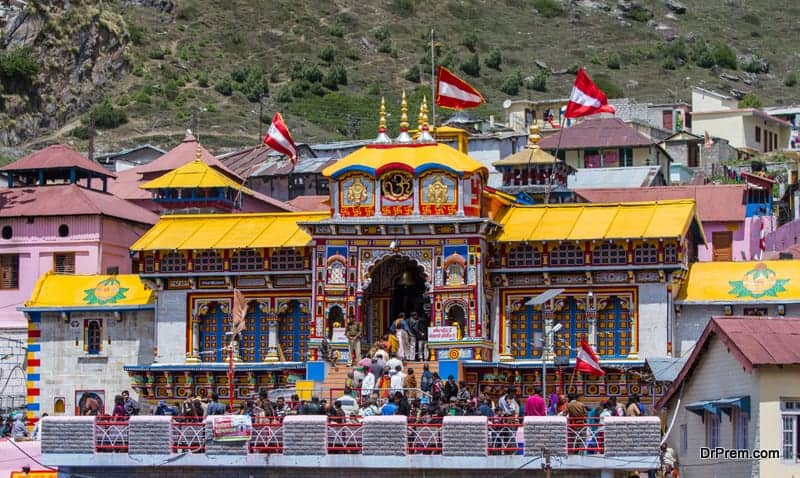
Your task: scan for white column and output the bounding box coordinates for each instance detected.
[264,314,279,362]
[375,178,382,217]
[457,177,464,216]
[331,181,340,218]
[499,304,513,362]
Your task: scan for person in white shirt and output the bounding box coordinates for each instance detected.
[361,370,376,401]
[390,365,405,395]
[31,413,47,440]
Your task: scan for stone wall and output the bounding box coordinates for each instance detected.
[362,415,406,455]
[638,282,670,359]
[282,415,327,455]
[41,416,95,454]
[129,416,171,454]
[0,328,27,410]
[442,416,487,456]
[603,416,661,457]
[156,289,188,364]
[523,416,567,457]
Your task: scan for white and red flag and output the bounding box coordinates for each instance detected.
[231,288,248,337]
[435,66,485,109]
[263,112,298,164]
[564,68,616,119]
[575,339,605,376]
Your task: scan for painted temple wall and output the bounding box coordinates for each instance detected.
[674,303,800,357]
[35,310,154,416]
[637,282,670,359]
[155,289,189,363]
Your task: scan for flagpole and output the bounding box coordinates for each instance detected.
[544,115,567,204]
[430,28,437,137]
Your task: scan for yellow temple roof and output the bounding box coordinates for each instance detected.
[495,199,704,243]
[493,123,559,167]
[676,260,800,304]
[24,272,154,309]
[322,143,487,179]
[140,159,246,191]
[130,212,329,251]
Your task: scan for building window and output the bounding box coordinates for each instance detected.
[106,266,119,275]
[619,148,633,167]
[596,296,632,358]
[781,399,800,462]
[143,254,155,273]
[734,409,749,449]
[664,243,678,263]
[550,243,584,266]
[1,226,11,240]
[592,242,627,265]
[634,243,658,264]
[194,250,223,272]
[161,251,187,273]
[510,305,543,359]
[0,254,19,289]
[231,249,264,271]
[680,423,688,455]
[271,249,304,270]
[85,319,102,355]
[554,297,588,357]
[508,244,542,267]
[327,260,346,285]
[58,224,69,237]
[755,126,761,143]
[706,412,720,448]
[54,253,76,274]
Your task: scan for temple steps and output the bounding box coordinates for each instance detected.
[319,360,438,399]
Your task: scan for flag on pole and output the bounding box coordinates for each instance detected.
[575,339,605,376]
[564,68,616,119]
[704,130,715,150]
[232,288,247,337]
[435,66,485,109]
[263,112,298,164]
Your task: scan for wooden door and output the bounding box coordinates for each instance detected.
[712,231,733,261]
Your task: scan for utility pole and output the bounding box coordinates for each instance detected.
[227,341,235,413]
[87,111,95,162]
[541,447,552,478]
[191,109,199,141]
[258,93,265,141]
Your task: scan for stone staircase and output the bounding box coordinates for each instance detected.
[319,360,439,400]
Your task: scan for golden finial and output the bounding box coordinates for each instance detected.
[195,142,202,161]
[421,96,430,128]
[417,98,425,132]
[379,96,387,133]
[417,95,434,143]
[400,91,409,131]
[528,121,541,148]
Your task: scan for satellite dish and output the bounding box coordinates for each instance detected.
[502,99,512,109]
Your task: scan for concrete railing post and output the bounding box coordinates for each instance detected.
[128,416,172,454]
[523,416,567,457]
[442,416,487,456]
[282,415,327,455]
[602,416,661,457]
[362,416,407,456]
[41,416,96,454]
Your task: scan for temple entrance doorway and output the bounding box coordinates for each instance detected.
[363,256,428,345]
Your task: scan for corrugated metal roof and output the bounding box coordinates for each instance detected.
[130,212,329,251]
[494,199,700,242]
[141,160,246,190]
[1,144,115,178]
[646,357,687,382]
[134,133,240,178]
[567,166,663,189]
[575,185,747,222]
[539,118,655,149]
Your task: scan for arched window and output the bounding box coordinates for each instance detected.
[86,320,101,355]
[508,244,542,267]
[663,243,678,263]
[271,249,304,270]
[550,243,584,266]
[58,224,69,237]
[445,263,465,285]
[194,250,223,272]
[161,251,187,273]
[54,398,66,415]
[1,226,12,240]
[231,249,264,271]
[592,242,627,265]
[596,296,632,358]
[634,243,658,264]
[327,260,346,285]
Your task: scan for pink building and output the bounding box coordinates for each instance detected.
[0,145,158,407]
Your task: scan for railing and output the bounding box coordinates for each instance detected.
[407,419,442,454]
[327,417,363,453]
[95,418,130,452]
[488,417,523,455]
[171,416,206,453]
[250,416,283,453]
[567,419,604,455]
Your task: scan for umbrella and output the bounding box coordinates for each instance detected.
[358,357,372,367]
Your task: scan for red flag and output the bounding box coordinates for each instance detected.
[435,66,485,109]
[575,339,605,376]
[263,112,298,164]
[565,68,616,119]
[232,288,247,337]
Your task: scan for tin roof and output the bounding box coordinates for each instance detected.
[567,166,664,189]
[538,118,655,149]
[657,316,800,409]
[494,199,703,243]
[0,144,115,178]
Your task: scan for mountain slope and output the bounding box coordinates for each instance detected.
[2,0,799,154]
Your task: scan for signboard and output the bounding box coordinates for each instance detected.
[331,327,347,343]
[428,326,458,342]
[211,415,252,441]
[11,472,57,478]
[198,278,227,289]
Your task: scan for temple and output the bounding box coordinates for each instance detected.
[26,95,707,415]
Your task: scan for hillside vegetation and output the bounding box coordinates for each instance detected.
[3,0,800,154]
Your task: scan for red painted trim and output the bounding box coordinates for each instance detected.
[28,359,40,366]
[28,329,41,338]
[27,388,40,396]
[366,143,436,150]
[375,162,415,176]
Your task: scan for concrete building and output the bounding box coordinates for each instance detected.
[502,98,569,134]
[763,105,800,150]
[673,260,800,357]
[691,87,792,153]
[657,316,800,478]
[95,144,165,173]
[0,145,158,411]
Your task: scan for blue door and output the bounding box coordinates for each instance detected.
[200,305,230,362]
[509,305,543,359]
[279,300,309,362]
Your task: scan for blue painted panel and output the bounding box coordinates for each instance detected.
[26,403,40,411]
[27,374,40,381]
[438,360,460,382]
[307,361,326,381]
[27,344,41,352]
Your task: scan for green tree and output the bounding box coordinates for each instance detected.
[785,72,798,87]
[500,71,522,95]
[711,42,737,70]
[404,65,421,83]
[462,33,479,53]
[318,45,336,63]
[525,70,549,92]
[485,49,502,70]
[738,92,762,108]
[90,98,128,129]
[460,53,481,77]
[0,47,39,90]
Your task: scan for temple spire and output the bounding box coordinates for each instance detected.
[395,91,412,143]
[417,95,435,143]
[374,96,391,144]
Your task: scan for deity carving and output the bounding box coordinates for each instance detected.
[346,177,369,206]
[427,175,449,206]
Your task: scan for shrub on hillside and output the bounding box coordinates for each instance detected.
[374,26,391,42]
[318,45,336,63]
[302,65,324,84]
[127,23,144,45]
[404,65,421,83]
[91,98,128,129]
[0,47,39,89]
[525,70,549,92]
[532,0,564,18]
[214,78,233,96]
[327,20,345,38]
[391,0,416,16]
[711,42,737,70]
[196,71,209,87]
[593,75,623,98]
[785,72,798,87]
[485,49,502,70]
[460,53,481,77]
[606,52,621,70]
[500,71,522,95]
[462,33,479,53]
[738,92,762,108]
